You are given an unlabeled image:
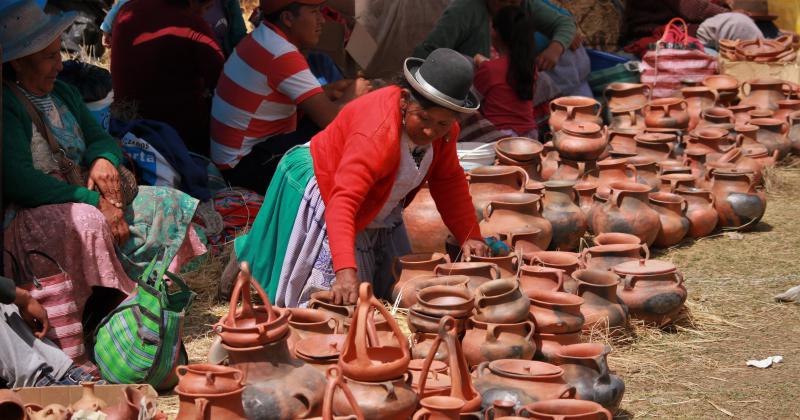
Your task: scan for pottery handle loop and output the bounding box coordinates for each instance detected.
[523,320,535,341]
[592,101,602,117]
[624,164,638,182]
[640,243,651,260]
[193,398,209,420]
[680,198,689,214]
[484,407,495,420]
[476,361,491,377]
[735,133,744,148]
[623,274,637,291]
[628,109,638,127]
[569,187,580,206]
[741,81,751,97]
[485,324,499,342]
[293,390,316,419]
[490,263,502,280]
[176,365,188,378]
[412,408,431,420]
[599,407,614,420]
[675,271,685,287]
[560,385,577,399]
[782,83,793,99]
[602,85,613,104]
[566,105,577,120]
[780,121,789,135]
[483,202,494,221]
[511,166,530,191]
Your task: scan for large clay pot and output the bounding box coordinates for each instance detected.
[634,132,676,161]
[553,122,608,161]
[475,279,531,324]
[572,270,629,334]
[480,193,553,251]
[295,334,346,374]
[413,396,465,420]
[176,370,247,420]
[613,259,687,327]
[707,168,767,230]
[789,110,800,154]
[528,289,584,334]
[102,386,156,420]
[548,96,602,132]
[333,374,418,420]
[71,382,107,412]
[586,192,608,235]
[674,187,718,238]
[462,318,536,367]
[550,159,587,182]
[581,242,649,272]
[740,78,790,111]
[469,166,529,222]
[603,82,651,112]
[717,146,764,185]
[591,182,661,247]
[682,87,718,130]
[519,265,565,294]
[626,156,659,192]
[518,399,612,420]
[686,127,737,154]
[704,74,739,106]
[474,360,575,411]
[176,364,246,395]
[683,148,709,180]
[496,137,545,162]
[773,99,800,123]
[391,253,451,306]
[527,251,582,293]
[552,343,625,411]
[287,308,340,354]
[435,262,501,292]
[415,284,474,319]
[607,129,638,154]
[728,105,756,127]
[644,98,689,129]
[403,184,449,253]
[649,192,689,248]
[749,117,791,158]
[585,158,637,197]
[542,181,587,251]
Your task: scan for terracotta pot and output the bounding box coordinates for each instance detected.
[496,137,545,162]
[789,110,800,154]
[581,243,649,272]
[697,106,735,129]
[519,399,612,420]
[500,227,547,255]
[469,254,520,279]
[0,390,24,420]
[391,253,451,306]
[682,87,718,130]
[339,283,410,382]
[485,400,517,420]
[541,181,587,251]
[462,318,536,366]
[412,332,450,361]
[295,334,346,373]
[533,331,581,364]
[742,144,779,169]
[574,182,597,219]
[749,117,791,158]
[287,308,340,354]
[540,142,560,181]
[552,343,625,410]
[707,168,767,230]
[404,184,450,253]
[614,259,687,327]
[674,187,718,238]
[413,396,465,420]
[519,265,565,294]
[308,291,356,326]
[176,386,247,420]
[735,123,761,146]
[748,108,775,121]
[408,307,467,334]
[603,82,651,112]
[415,284,474,318]
[585,192,608,235]
[550,159,587,182]
[686,127,737,154]
[435,262,501,292]
[593,232,643,247]
[728,105,756,127]
[649,192,690,248]
[176,364,246,395]
[634,132,676,161]
[526,251,582,293]
[572,270,629,334]
[475,279,531,324]
[479,193,553,251]
[310,366,365,420]
[474,360,576,410]
[740,78,790,111]
[469,166,529,222]
[591,182,661,247]
[497,151,543,184]
[26,405,71,420]
[102,386,157,420]
[609,106,646,132]
[682,148,709,180]
[528,289,584,334]
[584,158,638,196]
[553,122,608,161]
[607,129,639,155]
[658,173,697,193]
[548,96,602,132]
[332,373,418,420]
[644,98,689,129]
[718,146,764,185]
[625,156,659,192]
[70,382,107,412]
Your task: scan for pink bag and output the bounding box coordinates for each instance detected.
[640,18,718,99]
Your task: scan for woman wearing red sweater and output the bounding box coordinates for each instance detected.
[227,48,488,306]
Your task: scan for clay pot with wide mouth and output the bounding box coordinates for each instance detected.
[728,105,756,127]
[518,399,613,420]
[580,242,649,272]
[309,291,356,326]
[176,383,247,420]
[548,96,602,132]
[413,396,465,420]
[474,360,576,411]
[658,173,697,193]
[526,251,582,293]
[716,146,764,185]
[686,127,737,154]
[462,318,536,367]
[550,158,593,182]
[332,373,418,420]
[176,364,246,396]
[397,273,470,309]
[496,137,545,162]
[674,187,718,238]
[467,254,520,279]
[533,330,582,363]
[474,278,531,324]
[608,106,646,132]
[479,193,553,251]
[391,253,451,306]
[435,262,502,292]
[295,334,347,373]
[697,106,735,129]
[742,144,779,169]
[497,150,543,184]
[682,147,709,180]
[572,270,629,334]
[584,158,638,197]
[469,166,529,222]
[287,308,340,354]
[644,98,689,129]
[682,87,718,130]
[749,117,791,158]
[707,167,767,230]
[412,332,451,362]
[789,110,800,154]
[553,121,609,161]
[404,184,450,253]
[519,265,565,294]
[500,227,546,255]
[603,82,651,112]
[542,180,587,251]
[528,289,584,334]
[625,156,660,192]
[748,108,775,121]
[591,182,661,247]
[408,307,467,334]
[634,132,676,161]
[415,284,475,319]
[613,259,687,327]
[649,192,690,248]
[740,78,790,111]
[551,343,625,411]
[593,232,643,247]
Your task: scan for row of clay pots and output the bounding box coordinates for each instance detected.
[0,384,159,420]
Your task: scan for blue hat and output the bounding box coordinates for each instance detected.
[0,0,74,62]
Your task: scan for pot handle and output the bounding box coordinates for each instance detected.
[523,320,535,341]
[599,407,614,420]
[592,101,602,117]
[680,198,689,214]
[176,365,188,379]
[780,121,790,135]
[678,99,688,112]
[227,262,275,328]
[675,271,685,287]
[640,243,651,260]
[642,84,652,101]
[569,187,580,206]
[417,317,455,397]
[483,202,495,221]
[559,385,578,399]
[622,274,638,291]
[782,83,793,99]
[475,284,487,309]
[734,133,745,148]
[602,85,614,104]
[194,398,209,420]
[643,103,652,118]
[412,408,432,420]
[624,164,639,182]
[485,324,499,342]
[628,109,638,127]
[741,81,751,97]
[322,366,365,420]
[476,361,491,377]
[490,263,502,280]
[566,105,578,120]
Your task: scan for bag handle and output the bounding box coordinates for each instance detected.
[659,18,690,46]
[24,250,67,290]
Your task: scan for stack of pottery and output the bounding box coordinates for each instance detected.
[552,343,625,411]
[572,270,629,335]
[495,137,545,181]
[479,192,553,251]
[528,289,584,362]
[174,364,247,420]
[548,96,603,133]
[473,360,576,411]
[613,259,687,327]
[391,252,451,307]
[410,276,474,358]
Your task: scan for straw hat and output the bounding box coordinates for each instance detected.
[0,0,75,63]
[403,48,480,114]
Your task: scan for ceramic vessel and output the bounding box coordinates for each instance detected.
[295,334,346,373]
[644,98,689,129]
[553,121,608,161]
[413,396,465,420]
[553,343,625,410]
[540,142,560,181]
[102,386,157,420]
[533,331,583,363]
[415,284,474,318]
[71,382,107,412]
[613,259,687,327]
[408,307,466,334]
[391,253,450,306]
[574,181,597,219]
[686,127,736,154]
[626,156,659,191]
[740,78,790,111]
[311,366,365,420]
[593,232,643,247]
[176,380,247,420]
[572,270,629,334]
[659,173,697,193]
[603,82,651,112]
[518,399,612,420]
[674,187,718,238]
[749,117,791,158]
[682,87,718,130]
[308,291,356,326]
[607,129,638,154]
[496,137,545,162]
[541,180,587,251]
[287,308,340,354]
[475,279,531,324]
[469,166,529,222]
[728,105,756,126]
[526,251,582,293]
[742,144,779,169]
[435,261,501,293]
[404,184,451,253]
[468,255,520,279]
[634,132,676,161]
[497,151,543,184]
[548,96,602,132]
[550,159,586,182]
[333,374,418,420]
[585,158,638,197]
[528,289,584,334]
[501,228,547,255]
[591,182,661,247]
[789,110,800,154]
[412,333,450,361]
[474,360,575,410]
[707,168,767,230]
[748,108,775,121]
[608,106,646,132]
[697,106,735,129]
[479,193,553,251]
[683,148,709,180]
[649,192,690,248]
[484,400,517,420]
[771,99,800,123]
[519,265,565,294]
[176,364,246,395]
[462,318,536,367]
[581,243,649,272]
[585,191,608,234]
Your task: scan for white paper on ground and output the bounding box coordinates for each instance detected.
[746,355,784,368]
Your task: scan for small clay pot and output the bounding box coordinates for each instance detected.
[728,105,756,127]
[533,331,582,363]
[682,87,718,130]
[548,96,602,132]
[644,98,689,129]
[474,279,531,324]
[626,156,660,192]
[591,182,661,247]
[519,397,613,419]
[613,259,688,327]
[740,78,791,111]
[707,167,767,230]
[749,117,792,159]
[496,137,545,162]
[176,364,246,395]
[553,121,609,161]
[519,265,565,294]
[607,129,639,155]
[528,289,584,334]
[526,251,582,293]
[462,318,536,367]
[572,270,629,334]
[391,252,451,305]
[603,82,651,112]
[479,193,554,251]
[416,285,475,318]
[649,192,690,248]
[308,291,356,325]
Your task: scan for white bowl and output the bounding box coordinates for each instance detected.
[457,141,496,167]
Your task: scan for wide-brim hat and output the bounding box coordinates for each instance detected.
[0,0,76,63]
[403,48,479,114]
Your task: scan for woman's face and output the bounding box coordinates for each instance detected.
[10,37,63,96]
[403,99,457,146]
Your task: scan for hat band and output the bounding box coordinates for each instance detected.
[414,68,466,107]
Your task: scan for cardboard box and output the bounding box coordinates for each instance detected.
[14,384,157,408]
[345,22,378,71]
[719,56,800,84]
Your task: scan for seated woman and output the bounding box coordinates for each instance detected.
[226,48,489,307]
[1,0,206,372]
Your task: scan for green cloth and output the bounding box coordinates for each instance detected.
[3,80,122,208]
[234,147,315,302]
[413,0,576,59]
[221,0,248,56]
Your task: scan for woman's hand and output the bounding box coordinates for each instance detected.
[14,288,49,339]
[99,196,130,245]
[462,239,489,259]
[331,268,360,305]
[473,54,489,67]
[88,158,123,208]
[536,42,565,71]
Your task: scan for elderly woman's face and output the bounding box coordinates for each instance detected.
[10,37,63,95]
[403,100,457,146]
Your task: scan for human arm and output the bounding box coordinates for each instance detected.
[223,0,248,53]
[412,0,473,59]
[526,0,576,53]
[11,286,49,339]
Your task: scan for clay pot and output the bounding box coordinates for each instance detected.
[682,87,718,130]
[704,75,739,106]
[497,151,543,184]
[585,158,638,197]
[408,307,467,334]
[462,318,536,367]
[435,262,501,292]
[742,144,779,169]
[574,182,597,219]
[674,187,718,238]
[644,98,689,129]
[413,396,465,420]
[682,148,709,180]
[468,255,520,279]
[309,291,356,326]
[474,360,576,410]
[548,96,602,132]
[541,181,587,251]
[533,330,583,363]
[540,142,560,181]
[707,168,767,230]
[519,399,612,420]
[412,332,450,361]
[176,364,246,395]
[607,129,639,155]
[634,132,676,161]
[306,366,365,420]
[625,156,659,192]
[339,283,410,383]
[0,390,24,420]
[593,232,643,247]
[686,127,737,154]
[287,308,340,353]
[469,166,529,222]
[479,193,553,251]
[526,251,582,293]
[614,259,687,327]
[176,382,247,420]
[789,110,800,154]
[553,343,625,410]
[591,182,661,247]
[550,159,586,182]
[603,82,651,112]
[391,253,451,305]
[295,334,346,373]
[748,109,775,122]
[415,284,474,318]
[102,386,157,420]
[500,228,547,255]
[572,270,629,334]
[528,289,584,334]
[658,173,697,193]
[585,192,608,234]
[496,137,545,162]
[740,78,790,111]
[25,405,71,420]
[697,106,735,129]
[609,106,646,132]
[332,373,418,420]
[728,106,756,128]
[485,400,518,420]
[519,265,565,294]
[71,382,107,412]
[749,117,791,158]
[718,146,764,185]
[649,192,689,248]
[475,279,531,324]
[553,122,608,161]
[581,242,649,272]
[404,184,450,253]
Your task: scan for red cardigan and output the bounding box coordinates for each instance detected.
[311,86,483,272]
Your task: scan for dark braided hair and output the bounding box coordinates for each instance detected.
[493,6,537,101]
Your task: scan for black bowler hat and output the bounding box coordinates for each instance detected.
[403,48,480,114]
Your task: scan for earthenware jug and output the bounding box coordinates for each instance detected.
[462,318,536,367]
[287,308,340,353]
[749,117,791,158]
[789,110,800,154]
[519,265,565,294]
[613,259,687,327]
[707,168,767,230]
[71,382,107,412]
[644,98,689,129]
[553,343,625,410]
[518,399,612,420]
[585,158,638,197]
[740,78,789,111]
[480,193,553,250]
[528,289,584,334]
[580,242,649,272]
[332,374,418,420]
[474,360,576,410]
[548,96,602,132]
[102,386,157,420]
[682,87,718,130]
[475,279,530,324]
[673,187,718,238]
[553,122,608,161]
[469,166,529,222]
[649,192,690,248]
[413,396,465,420]
[591,182,661,247]
[0,390,25,420]
[634,132,676,161]
[391,253,451,306]
[603,82,651,111]
[527,251,583,293]
[404,185,451,253]
[572,270,629,334]
[541,181,587,251]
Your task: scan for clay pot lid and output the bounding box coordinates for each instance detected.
[748,109,774,118]
[626,155,657,166]
[749,118,784,127]
[734,124,758,133]
[691,127,728,139]
[561,121,602,135]
[703,75,739,90]
[496,137,544,161]
[613,259,676,275]
[635,132,675,143]
[742,144,769,156]
[294,334,346,359]
[408,359,448,372]
[489,360,563,378]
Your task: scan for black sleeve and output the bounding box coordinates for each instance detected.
[0,277,15,304]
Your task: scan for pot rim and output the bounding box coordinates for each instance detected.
[554,342,608,359]
[528,289,584,307]
[487,359,563,379]
[613,258,677,275]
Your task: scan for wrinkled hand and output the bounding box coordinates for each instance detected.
[15,289,49,339]
[88,158,122,208]
[331,268,360,305]
[536,42,564,71]
[474,53,490,67]
[99,196,130,245]
[462,239,489,259]
[569,34,582,51]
